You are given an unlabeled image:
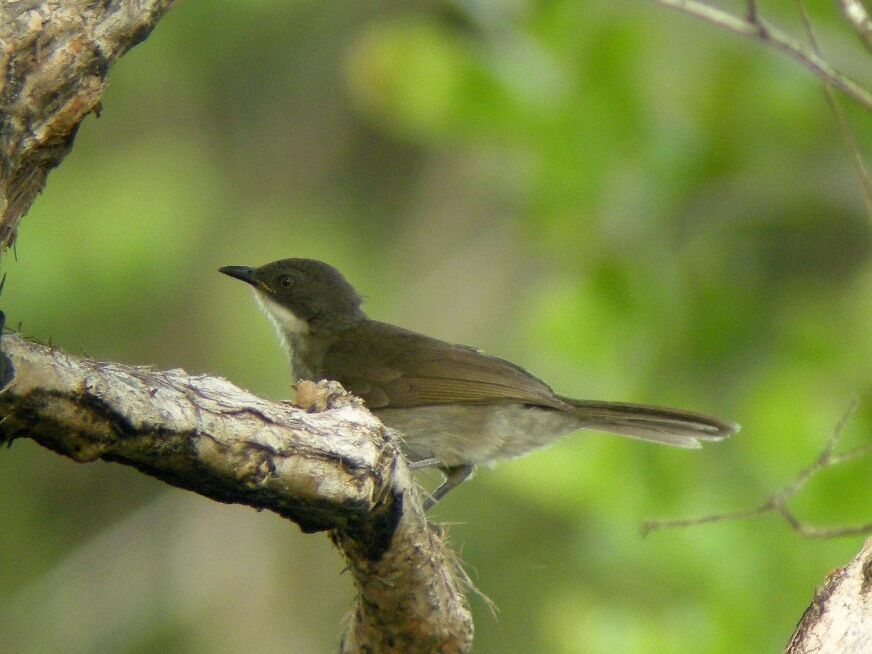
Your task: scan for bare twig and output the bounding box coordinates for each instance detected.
[643,402,872,539]
[838,0,872,55]
[795,0,872,220]
[647,0,872,113]
[746,0,759,24]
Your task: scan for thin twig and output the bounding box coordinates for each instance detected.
[838,0,872,55]
[795,0,872,221]
[648,0,872,113]
[642,401,871,539]
[641,503,769,536]
[746,0,758,24]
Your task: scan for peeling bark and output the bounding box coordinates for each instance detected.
[786,538,872,653]
[0,332,473,653]
[0,0,178,251]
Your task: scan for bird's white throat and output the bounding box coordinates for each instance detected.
[253,291,310,353]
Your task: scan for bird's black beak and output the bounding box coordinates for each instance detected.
[219,266,258,286]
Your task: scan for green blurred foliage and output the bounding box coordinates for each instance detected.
[2,1,872,652]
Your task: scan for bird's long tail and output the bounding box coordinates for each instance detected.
[558,397,739,449]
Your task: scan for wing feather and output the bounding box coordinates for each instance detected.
[322,321,568,410]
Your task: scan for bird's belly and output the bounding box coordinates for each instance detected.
[373,403,583,468]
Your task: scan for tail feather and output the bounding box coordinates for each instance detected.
[558,397,740,449]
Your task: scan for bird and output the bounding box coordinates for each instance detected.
[220,258,738,508]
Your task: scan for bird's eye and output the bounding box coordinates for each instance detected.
[279,275,292,288]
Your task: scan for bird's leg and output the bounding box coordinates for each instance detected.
[423,464,475,510]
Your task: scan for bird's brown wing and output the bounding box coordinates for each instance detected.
[321,321,570,410]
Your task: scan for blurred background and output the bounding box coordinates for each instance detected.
[2,1,872,652]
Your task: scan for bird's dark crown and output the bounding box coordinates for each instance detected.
[221,258,365,325]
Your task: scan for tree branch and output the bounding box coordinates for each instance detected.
[647,0,872,113]
[838,0,872,55]
[785,537,872,653]
[0,332,473,653]
[0,0,178,252]
[643,402,872,539]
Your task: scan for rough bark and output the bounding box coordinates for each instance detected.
[0,0,178,251]
[0,332,473,653]
[786,537,872,653]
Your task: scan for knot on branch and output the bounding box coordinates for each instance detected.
[0,333,474,653]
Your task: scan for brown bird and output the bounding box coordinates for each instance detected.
[221,259,739,507]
